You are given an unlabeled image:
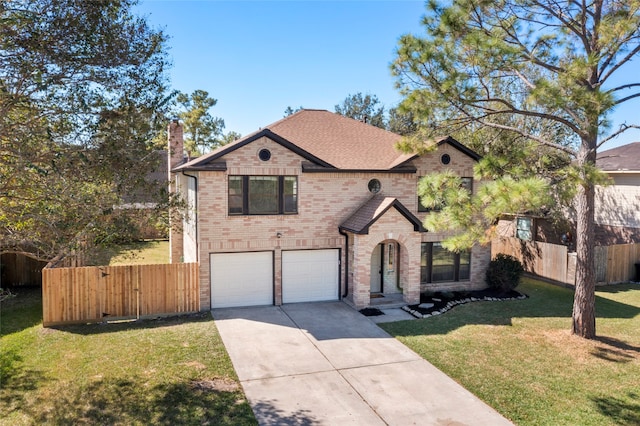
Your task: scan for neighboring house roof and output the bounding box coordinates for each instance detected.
[339,195,424,234]
[174,109,480,173]
[597,142,640,172]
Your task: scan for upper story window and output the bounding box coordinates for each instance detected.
[418,176,473,213]
[229,176,297,215]
[258,148,271,161]
[368,178,381,194]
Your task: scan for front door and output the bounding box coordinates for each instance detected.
[370,244,383,293]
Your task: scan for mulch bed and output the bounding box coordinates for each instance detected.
[403,288,528,319]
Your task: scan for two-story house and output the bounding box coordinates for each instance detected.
[595,142,640,243]
[168,109,490,310]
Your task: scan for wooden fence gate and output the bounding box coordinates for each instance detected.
[42,263,199,326]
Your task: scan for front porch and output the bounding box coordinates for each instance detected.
[343,292,406,310]
[339,195,425,310]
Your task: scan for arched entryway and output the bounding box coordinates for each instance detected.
[370,241,400,295]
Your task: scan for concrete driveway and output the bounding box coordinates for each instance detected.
[213,301,512,425]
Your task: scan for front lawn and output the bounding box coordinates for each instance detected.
[0,287,256,425]
[380,278,640,426]
[90,239,170,266]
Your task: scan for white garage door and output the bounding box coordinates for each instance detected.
[282,249,339,303]
[210,252,273,308]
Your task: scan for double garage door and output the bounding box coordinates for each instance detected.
[210,249,339,308]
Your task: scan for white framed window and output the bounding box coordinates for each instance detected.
[516,217,533,241]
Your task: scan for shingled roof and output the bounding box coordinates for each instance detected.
[597,142,640,172]
[175,109,480,172]
[339,195,424,234]
[267,109,410,169]
[175,110,414,172]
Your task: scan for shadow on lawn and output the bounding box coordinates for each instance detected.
[51,312,214,335]
[591,336,640,363]
[0,286,43,336]
[595,283,640,294]
[0,349,49,418]
[0,348,316,426]
[8,375,258,425]
[592,392,640,426]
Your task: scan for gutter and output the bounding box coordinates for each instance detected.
[182,171,199,262]
[339,229,349,298]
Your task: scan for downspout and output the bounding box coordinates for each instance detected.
[339,229,349,298]
[182,171,199,262]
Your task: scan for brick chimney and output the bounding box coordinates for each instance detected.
[167,119,184,264]
[167,119,184,179]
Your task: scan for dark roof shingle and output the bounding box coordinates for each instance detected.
[597,142,640,171]
[339,195,424,234]
[176,109,480,172]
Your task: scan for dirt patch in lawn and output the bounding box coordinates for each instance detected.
[190,378,239,393]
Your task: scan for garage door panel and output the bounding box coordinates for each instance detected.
[211,252,273,308]
[282,249,339,303]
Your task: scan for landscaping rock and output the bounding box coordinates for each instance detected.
[404,288,528,319]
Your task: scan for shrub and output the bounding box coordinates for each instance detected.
[486,254,524,292]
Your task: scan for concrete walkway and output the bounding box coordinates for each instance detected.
[213,301,512,425]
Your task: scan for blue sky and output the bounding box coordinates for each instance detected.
[136,0,639,149]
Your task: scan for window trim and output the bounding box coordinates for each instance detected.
[516,217,534,241]
[420,242,471,284]
[228,175,298,216]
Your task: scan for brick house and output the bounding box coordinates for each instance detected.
[168,110,491,310]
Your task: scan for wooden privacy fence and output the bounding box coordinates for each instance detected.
[492,238,640,286]
[1,253,48,286]
[42,263,199,326]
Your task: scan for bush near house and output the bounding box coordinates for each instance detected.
[486,253,524,292]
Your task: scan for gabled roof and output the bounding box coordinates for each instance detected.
[175,109,481,172]
[339,195,424,234]
[597,142,640,172]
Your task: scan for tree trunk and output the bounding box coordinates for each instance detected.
[572,142,597,339]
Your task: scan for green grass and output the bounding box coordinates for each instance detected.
[90,240,170,266]
[0,287,256,425]
[380,278,640,426]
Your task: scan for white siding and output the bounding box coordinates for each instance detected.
[595,173,640,228]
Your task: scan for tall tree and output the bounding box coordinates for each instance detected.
[220,130,241,145]
[176,89,225,156]
[0,0,171,261]
[284,105,304,117]
[388,105,418,136]
[335,93,386,129]
[392,0,640,339]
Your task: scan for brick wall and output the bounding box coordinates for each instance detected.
[168,121,184,264]
[177,136,489,309]
[349,208,423,308]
